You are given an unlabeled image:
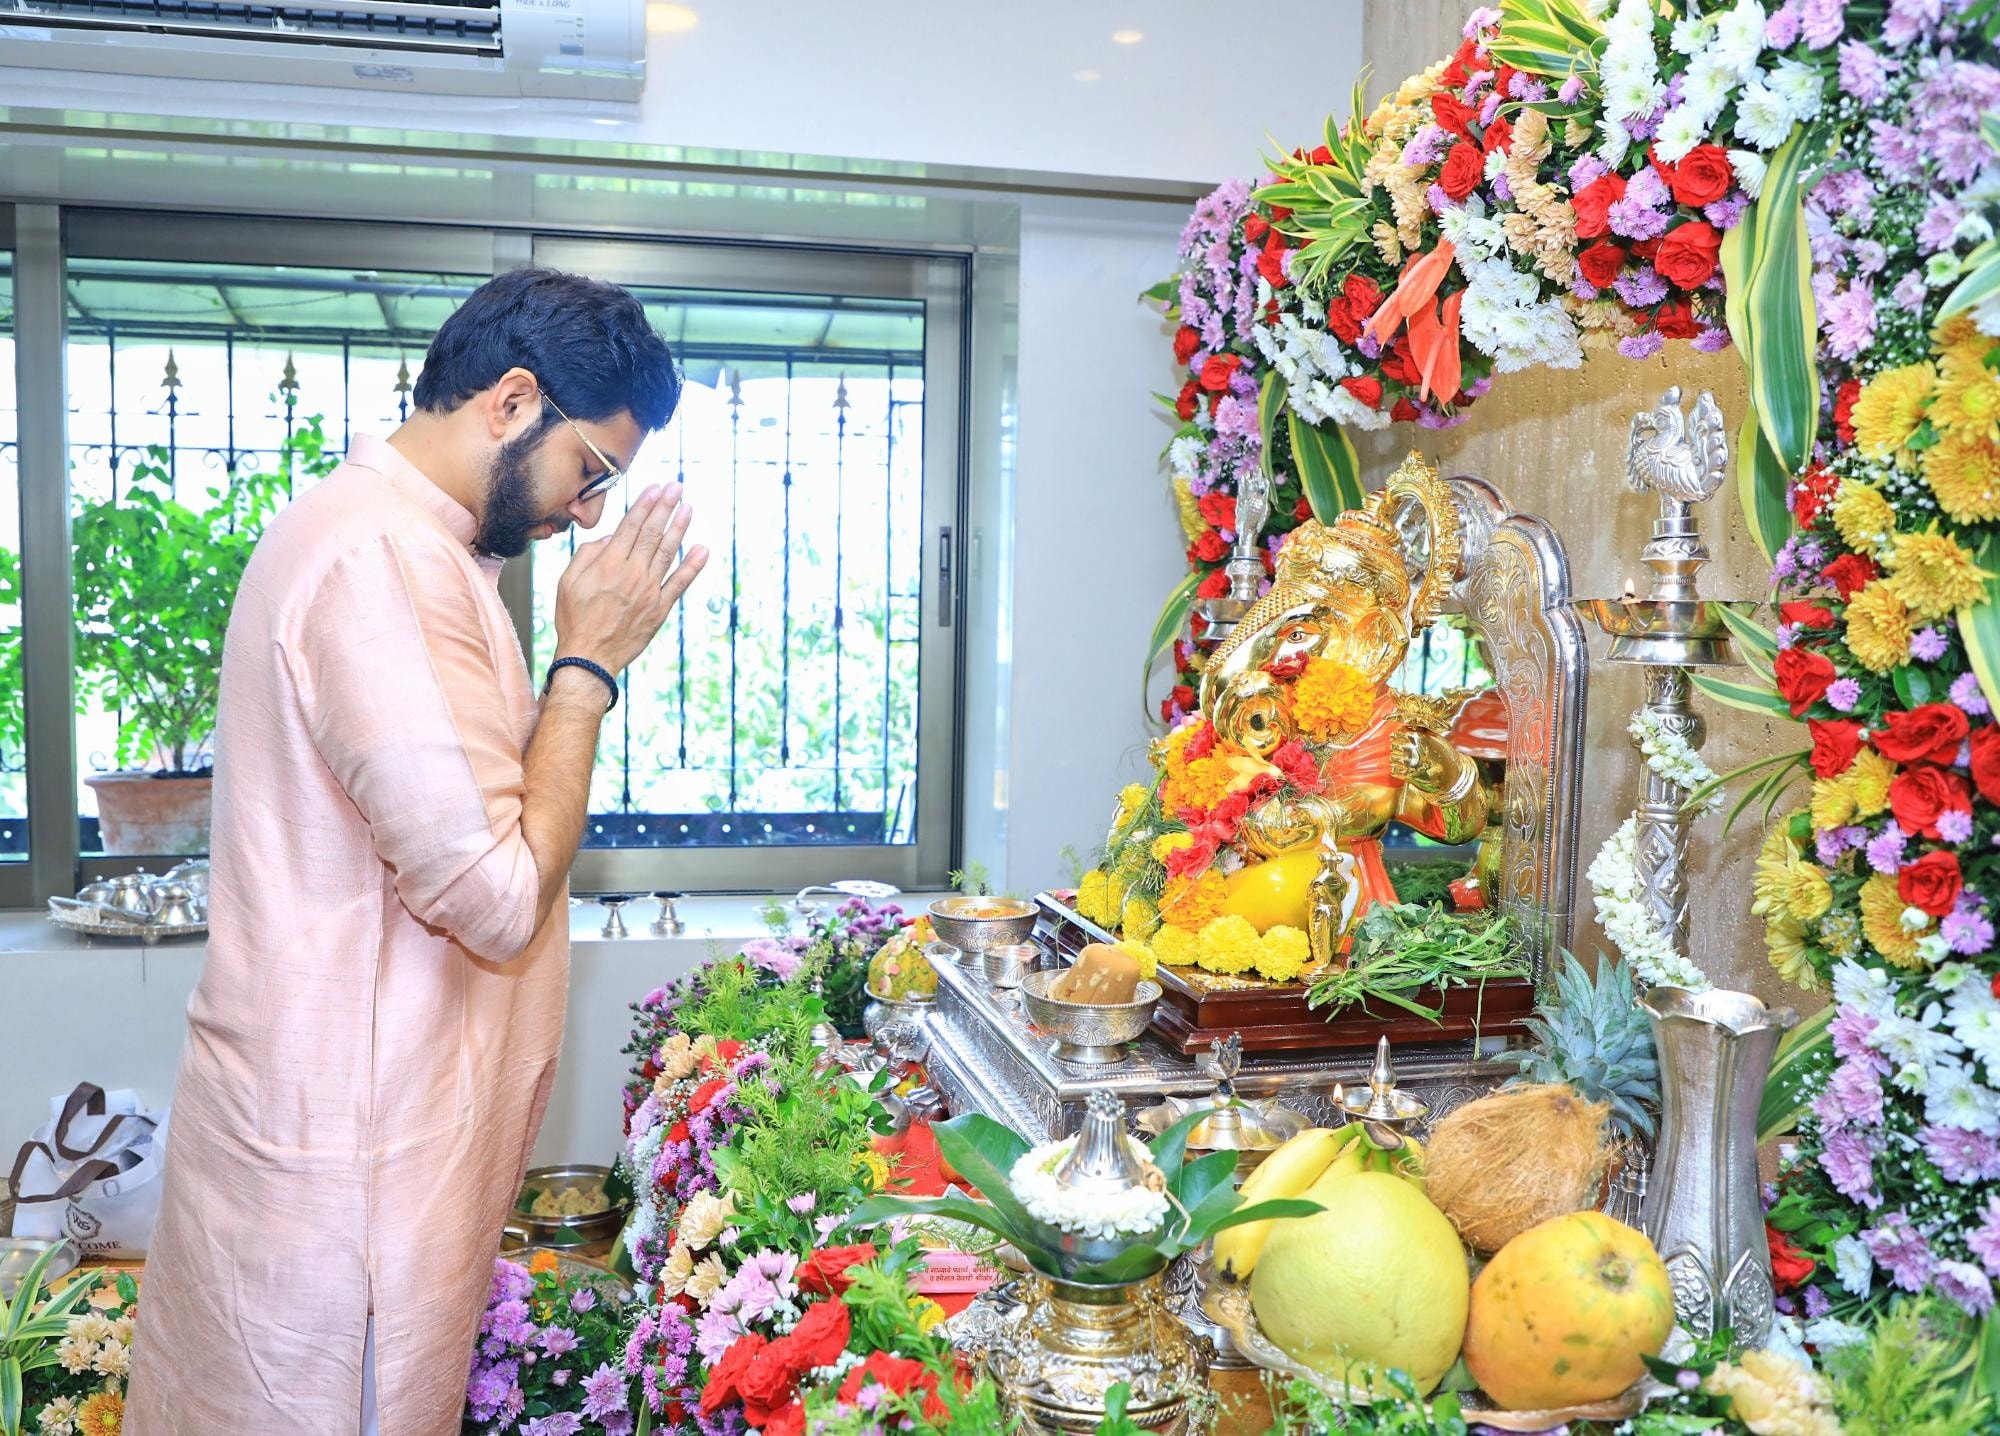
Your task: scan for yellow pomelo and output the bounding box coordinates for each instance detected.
[1221,849,1318,933]
[1463,1210,1674,1411]
[1249,1171,1469,1396]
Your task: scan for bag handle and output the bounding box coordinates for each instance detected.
[50,1083,145,1163]
[8,1140,118,1204]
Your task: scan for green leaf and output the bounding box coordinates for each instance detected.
[1941,236,2000,322]
[1733,407,1795,566]
[1959,530,2000,715]
[1714,602,1779,678]
[1690,668,1795,721]
[849,1190,1048,1274]
[1142,570,1201,720]
[1258,370,1286,486]
[1759,1005,1834,1144]
[1139,278,1177,306]
[1289,411,1365,522]
[0,1354,18,1436]
[1746,129,1823,477]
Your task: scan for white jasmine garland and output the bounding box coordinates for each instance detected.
[1588,817,1712,990]
[1011,1136,1170,1241]
[1629,710,1724,813]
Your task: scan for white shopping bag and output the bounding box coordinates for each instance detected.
[10,1082,170,1259]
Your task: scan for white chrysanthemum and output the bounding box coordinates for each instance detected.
[1804,1316,1870,1353]
[1923,1057,2000,1135]
[1930,250,1968,287]
[1605,71,1668,125]
[1597,114,1634,168]
[1829,958,1890,1016]
[1729,146,1769,199]
[1457,256,1584,372]
[1873,1005,1966,1090]
[1768,58,1825,124]
[1949,985,2000,1070]
[1484,147,1509,182]
[1733,80,1797,150]
[1957,211,1997,247]
[1680,53,1737,127]
[1711,0,1770,80]
[1167,435,1202,478]
[1324,386,1393,431]
[1831,1235,1873,1297]
[1653,105,1710,164]
[1438,204,1507,262]
[1671,13,1717,53]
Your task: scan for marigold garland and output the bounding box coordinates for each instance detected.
[1291,657,1378,743]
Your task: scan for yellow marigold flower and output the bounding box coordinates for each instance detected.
[854,1148,892,1191]
[1751,827,1829,923]
[1120,897,1161,943]
[1151,926,1199,967]
[1255,925,1313,984]
[1171,476,1207,544]
[910,1295,948,1334]
[1847,748,1896,818]
[1160,870,1228,933]
[1842,581,1915,673]
[1152,831,1194,862]
[1830,483,1897,558]
[1703,1347,1842,1436]
[1117,938,1159,980]
[1293,657,1378,743]
[1932,342,2000,445]
[75,1392,124,1436]
[1848,360,1935,459]
[1809,776,1858,830]
[1886,526,1990,617]
[1196,914,1263,975]
[1076,870,1112,926]
[1859,872,1925,970]
[1922,429,2000,523]
[1115,782,1151,831]
[1764,916,1821,993]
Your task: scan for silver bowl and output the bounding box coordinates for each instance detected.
[928,896,1039,955]
[512,1164,628,1248]
[967,941,1039,989]
[863,987,935,1063]
[1018,970,1161,1066]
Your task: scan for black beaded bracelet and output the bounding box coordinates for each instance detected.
[545,656,619,712]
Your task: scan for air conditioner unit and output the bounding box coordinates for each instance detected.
[0,0,644,100]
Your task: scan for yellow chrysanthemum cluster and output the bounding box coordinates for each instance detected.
[1160,869,1229,933]
[1764,916,1821,994]
[1170,476,1206,544]
[1293,656,1377,743]
[1933,321,2000,444]
[1885,526,1989,618]
[1922,430,2000,522]
[1750,827,1833,925]
[1135,917,1313,983]
[1808,747,1895,829]
[1830,483,1897,558]
[1858,871,1926,970]
[1842,580,1915,673]
[1849,360,1935,459]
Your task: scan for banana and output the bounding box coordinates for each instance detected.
[1301,1142,1367,1200]
[1214,1126,1353,1280]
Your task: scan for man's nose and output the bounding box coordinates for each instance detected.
[570,491,611,530]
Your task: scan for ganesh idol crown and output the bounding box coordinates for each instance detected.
[1074,452,1488,985]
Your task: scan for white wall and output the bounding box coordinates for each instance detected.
[0,0,1362,186]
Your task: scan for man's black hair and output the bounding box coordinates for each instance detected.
[413,267,681,432]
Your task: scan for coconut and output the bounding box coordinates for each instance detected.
[1422,1083,1610,1254]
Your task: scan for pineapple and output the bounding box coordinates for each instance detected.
[1504,950,1660,1141]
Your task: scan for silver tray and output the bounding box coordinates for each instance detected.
[1205,1281,1663,1429]
[47,897,206,944]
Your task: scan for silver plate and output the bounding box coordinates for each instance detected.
[47,898,205,944]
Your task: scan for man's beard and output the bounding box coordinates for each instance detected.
[473,429,553,559]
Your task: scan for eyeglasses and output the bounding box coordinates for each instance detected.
[539,388,625,503]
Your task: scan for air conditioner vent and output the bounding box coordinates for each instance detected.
[6,0,502,53]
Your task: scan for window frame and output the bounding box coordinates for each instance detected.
[18,208,965,897]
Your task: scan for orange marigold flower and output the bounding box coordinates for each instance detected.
[529,1249,560,1277]
[1160,870,1229,933]
[1292,657,1377,742]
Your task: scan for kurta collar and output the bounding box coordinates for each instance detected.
[345,433,487,562]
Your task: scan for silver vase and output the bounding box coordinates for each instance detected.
[1639,986,1797,1350]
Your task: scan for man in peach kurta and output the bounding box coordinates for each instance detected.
[126,269,708,1436]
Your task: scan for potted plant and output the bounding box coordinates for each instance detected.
[73,420,332,855]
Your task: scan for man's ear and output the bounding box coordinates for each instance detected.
[483,367,541,441]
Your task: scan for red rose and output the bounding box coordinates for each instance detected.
[786,1297,853,1372]
[1307,144,1334,166]
[1822,552,1878,600]
[762,1403,806,1436]
[1834,378,1863,446]
[1773,647,1838,717]
[1780,601,1836,630]
[1808,719,1863,779]
[1172,325,1202,366]
[1577,241,1628,289]
[1343,273,1383,317]
[1174,380,1199,422]
[1655,220,1722,291]
[702,1333,768,1414]
[1293,496,1313,521]
[1197,491,1237,530]
[1170,682,1197,711]
[1651,300,1701,340]
[1191,530,1228,564]
[1391,398,1421,423]
[1431,92,1478,138]
[1888,765,1971,841]
[1481,114,1514,155]
[798,1243,879,1297]
[1257,243,1290,289]
[1671,145,1734,208]
[1243,213,1270,244]
[839,1351,934,1406]
[1874,704,1971,766]
[1195,568,1229,601]
[1631,234,1663,261]
[1970,725,2000,805]
[1767,1225,1816,1293]
[1199,353,1240,393]
[1439,143,1486,201]
[1340,375,1385,408]
[1900,849,1965,919]
[737,1348,801,1427]
[1326,275,1382,344]
[1570,173,1627,240]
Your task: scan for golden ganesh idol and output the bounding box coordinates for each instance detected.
[1095,453,1488,976]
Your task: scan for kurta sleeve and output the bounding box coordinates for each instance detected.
[287,533,543,961]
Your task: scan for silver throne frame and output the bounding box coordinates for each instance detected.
[1384,475,1590,988]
